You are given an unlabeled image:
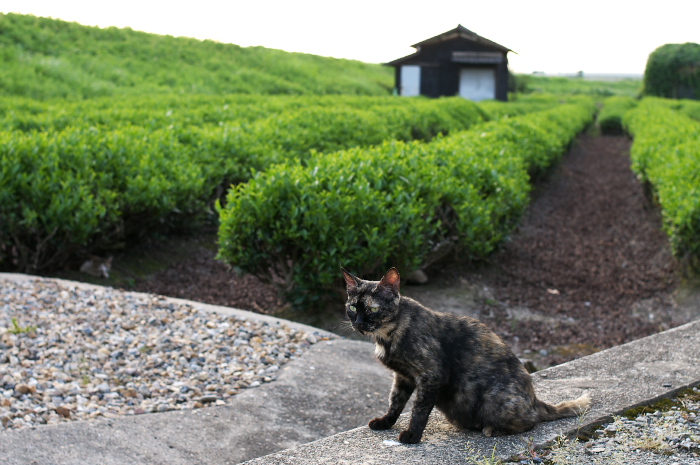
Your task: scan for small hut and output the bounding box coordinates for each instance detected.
[386,25,512,101]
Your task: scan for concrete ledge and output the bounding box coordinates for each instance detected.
[242,319,700,464]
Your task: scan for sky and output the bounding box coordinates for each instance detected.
[3,0,699,75]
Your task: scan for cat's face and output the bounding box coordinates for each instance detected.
[341,268,401,336]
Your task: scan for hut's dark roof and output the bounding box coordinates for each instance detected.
[385,24,513,66]
[413,24,511,51]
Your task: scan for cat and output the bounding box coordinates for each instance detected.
[80,255,113,278]
[341,267,590,444]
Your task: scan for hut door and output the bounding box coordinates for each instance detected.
[401,65,421,96]
[459,68,495,101]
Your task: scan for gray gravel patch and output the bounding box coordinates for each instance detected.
[512,387,700,465]
[0,277,331,430]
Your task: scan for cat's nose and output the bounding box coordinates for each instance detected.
[355,322,373,333]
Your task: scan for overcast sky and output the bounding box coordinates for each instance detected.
[3,0,699,75]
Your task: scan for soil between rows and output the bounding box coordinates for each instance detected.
[122,132,699,369]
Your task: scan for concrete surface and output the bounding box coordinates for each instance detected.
[241,319,700,464]
[1,274,699,464]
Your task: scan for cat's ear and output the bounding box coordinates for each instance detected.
[378,267,400,295]
[341,267,359,292]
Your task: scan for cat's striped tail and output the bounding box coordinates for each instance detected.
[536,392,591,421]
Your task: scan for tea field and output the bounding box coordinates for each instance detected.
[2,13,699,350]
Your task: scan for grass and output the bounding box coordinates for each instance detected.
[623,387,700,419]
[0,13,393,100]
[465,444,502,465]
[7,317,37,335]
[517,75,642,99]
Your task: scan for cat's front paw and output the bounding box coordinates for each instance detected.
[368,417,394,430]
[398,429,422,444]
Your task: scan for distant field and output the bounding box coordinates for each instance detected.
[518,74,642,98]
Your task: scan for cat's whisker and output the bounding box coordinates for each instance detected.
[331,320,355,336]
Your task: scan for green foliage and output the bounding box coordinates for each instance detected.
[0,13,393,99]
[643,43,700,100]
[517,74,642,98]
[678,99,700,121]
[0,125,209,272]
[479,93,596,122]
[217,102,595,305]
[624,98,700,271]
[479,94,560,120]
[8,318,37,335]
[0,96,484,273]
[225,97,485,175]
[598,96,638,135]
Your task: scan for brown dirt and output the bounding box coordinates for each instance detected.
[412,133,693,367]
[128,132,696,368]
[478,134,681,363]
[129,239,287,315]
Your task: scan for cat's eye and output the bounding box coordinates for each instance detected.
[369,306,380,313]
[348,305,357,313]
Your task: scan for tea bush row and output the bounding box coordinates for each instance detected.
[598,96,638,135]
[0,97,484,272]
[478,94,593,120]
[217,100,595,305]
[624,98,700,271]
[0,92,576,134]
[0,94,483,133]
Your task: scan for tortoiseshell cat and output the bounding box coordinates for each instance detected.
[342,267,590,444]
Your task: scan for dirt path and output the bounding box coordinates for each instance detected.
[126,132,698,368]
[406,133,697,367]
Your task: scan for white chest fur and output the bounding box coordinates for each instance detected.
[374,343,386,360]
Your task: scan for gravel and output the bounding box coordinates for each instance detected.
[513,387,700,465]
[0,277,331,430]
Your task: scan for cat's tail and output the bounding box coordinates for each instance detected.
[536,392,591,421]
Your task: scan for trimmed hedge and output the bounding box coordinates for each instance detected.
[0,94,480,133]
[643,43,700,100]
[218,101,595,305]
[598,96,638,135]
[679,99,700,122]
[478,94,595,121]
[0,96,484,272]
[624,98,700,270]
[204,98,485,180]
[0,126,208,272]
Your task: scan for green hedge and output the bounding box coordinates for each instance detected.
[643,43,700,100]
[0,126,208,271]
[207,98,485,179]
[598,96,638,135]
[0,94,447,133]
[623,98,700,270]
[478,94,562,120]
[218,101,595,305]
[0,96,484,272]
[678,99,700,122]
